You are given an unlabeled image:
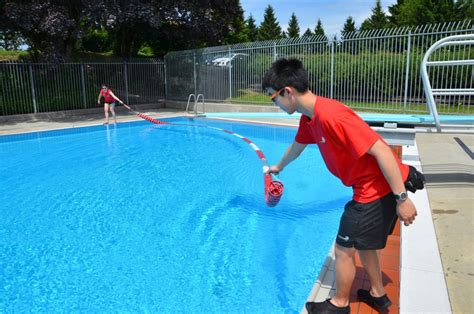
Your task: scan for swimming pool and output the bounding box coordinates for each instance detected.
[0,117,351,312]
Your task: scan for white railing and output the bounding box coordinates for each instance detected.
[421,34,474,132]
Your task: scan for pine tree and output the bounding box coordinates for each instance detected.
[342,16,357,34]
[287,13,300,38]
[246,15,258,42]
[314,19,327,40]
[303,28,313,37]
[257,5,283,40]
[360,0,388,30]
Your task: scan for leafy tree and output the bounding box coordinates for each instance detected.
[454,0,474,20]
[342,16,357,34]
[152,0,245,53]
[387,0,405,26]
[388,0,463,26]
[258,5,283,40]
[314,19,327,40]
[360,0,389,30]
[287,13,300,38]
[303,28,313,37]
[1,1,100,61]
[103,0,161,58]
[80,28,112,53]
[0,30,25,50]
[246,15,259,42]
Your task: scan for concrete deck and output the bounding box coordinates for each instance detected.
[0,108,472,313]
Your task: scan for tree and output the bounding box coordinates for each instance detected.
[258,5,283,40]
[153,0,245,52]
[342,16,357,34]
[246,15,259,42]
[287,13,300,38]
[80,28,112,53]
[224,1,249,44]
[388,0,461,26]
[387,0,405,26]
[360,0,389,30]
[1,1,100,61]
[303,28,313,37]
[314,19,327,40]
[454,0,474,20]
[105,1,161,58]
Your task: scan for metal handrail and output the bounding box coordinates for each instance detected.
[185,94,196,114]
[195,94,205,115]
[421,34,474,132]
[185,93,205,116]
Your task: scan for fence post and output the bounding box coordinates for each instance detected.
[228,47,232,100]
[273,42,277,61]
[28,62,38,113]
[164,58,168,100]
[193,51,197,96]
[330,40,335,99]
[80,63,87,109]
[124,61,129,104]
[403,31,411,113]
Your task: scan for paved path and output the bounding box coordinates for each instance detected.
[416,133,474,314]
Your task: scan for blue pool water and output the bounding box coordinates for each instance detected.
[0,117,351,312]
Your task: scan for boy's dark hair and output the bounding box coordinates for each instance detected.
[262,58,309,93]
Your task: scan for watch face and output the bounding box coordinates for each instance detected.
[395,191,408,201]
[400,192,408,200]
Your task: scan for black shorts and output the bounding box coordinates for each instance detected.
[336,193,397,250]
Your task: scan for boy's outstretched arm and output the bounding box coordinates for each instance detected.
[267,141,307,174]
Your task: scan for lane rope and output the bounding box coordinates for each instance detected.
[122,103,284,207]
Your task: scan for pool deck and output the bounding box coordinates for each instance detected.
[0,108,472,313]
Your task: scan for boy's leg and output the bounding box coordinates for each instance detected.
[110,104,117,123]
[358,249,386,296]
[104,103,109,124]
[331,244,356,307]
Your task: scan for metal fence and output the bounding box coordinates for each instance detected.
[0,21,473,116]
[166,20,473,114]
[0,61,166,115]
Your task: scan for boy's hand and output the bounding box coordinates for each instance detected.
[396,198,417,226]
[266,165,282,175]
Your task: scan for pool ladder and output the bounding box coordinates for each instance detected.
[186,94,206,116]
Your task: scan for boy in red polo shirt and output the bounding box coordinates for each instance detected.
[262,59,424,313]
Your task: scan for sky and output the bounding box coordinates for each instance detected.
[240,0,398,37]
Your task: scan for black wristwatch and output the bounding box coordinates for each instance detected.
[394,191,408,202]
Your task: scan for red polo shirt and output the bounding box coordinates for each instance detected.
[100,89,115,103]
[295,96,409,203]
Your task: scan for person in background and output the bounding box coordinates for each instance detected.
[262,58,424,313]
[97,84,124,124]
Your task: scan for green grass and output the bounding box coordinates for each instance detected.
[230,90,270,104]
[0,50,28,62]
